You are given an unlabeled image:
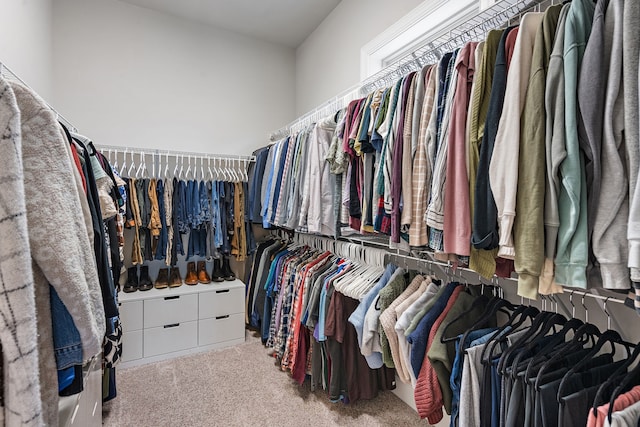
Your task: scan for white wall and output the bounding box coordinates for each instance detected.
[295,0,424,116]
[0,0,53,99]
[52,0,296,155]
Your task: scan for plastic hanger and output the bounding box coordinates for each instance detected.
[128,150,136,178]
[164,152,170,179]
[481,305,540,366]
[591,342,640,418]
[208,156,214,181]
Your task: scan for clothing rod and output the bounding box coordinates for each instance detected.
[292,232,628,306]
[95,144,255,162]
[361,0,547,93]
[0,61,78,133]
[269,84,363,141]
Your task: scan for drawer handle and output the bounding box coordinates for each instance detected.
[164,323,180,328]
[164,296,180,300]
[215,315,230,320]
[215,289,230,294]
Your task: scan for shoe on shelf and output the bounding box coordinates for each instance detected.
[155,268,169,289]
[221,256,236,281]
[185,261,198,285]
[212,258,224,282]
[168,267,182,288]
[123,266,139,293]
[197,260,211,284]
[139,265,154,291]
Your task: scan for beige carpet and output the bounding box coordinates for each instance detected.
[103,331,425,427]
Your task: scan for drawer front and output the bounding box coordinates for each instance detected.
[119,300,143,333]
[199,287,244,319]
[198,313,245,346]
[143,321,197,357]
[144,294,198,328]
[122,330,143,362]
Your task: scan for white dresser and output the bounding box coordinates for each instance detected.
[118,280,245,368]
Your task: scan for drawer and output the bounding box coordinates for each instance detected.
[119,300,143,333]
[122,330,143,362]
[198,313,245,346]
[144,294,198,328]
[143,320,197,357]
[199,287,244,319]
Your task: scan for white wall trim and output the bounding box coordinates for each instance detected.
[360,0,483,80]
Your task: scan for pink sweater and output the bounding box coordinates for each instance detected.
[443,42,478,256]
[587,385,640,427]
[414,286,463,423]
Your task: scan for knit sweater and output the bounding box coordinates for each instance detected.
[489,12,544,260]
[468,30,503,278]
[395,281,440,385]
[625,0,640,281]
[379,275,424,369]
[515,5,563,298]
[376,271,413,366]
[554,0,595,288]
[0,77,44,427]
[587,385,640,427]
[414,285,463,423]
[593,0,629,290]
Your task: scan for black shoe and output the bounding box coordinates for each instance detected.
[212,258,224,282]
[139,265,154,291]
[123,266,139,293]
[221,256,235,281]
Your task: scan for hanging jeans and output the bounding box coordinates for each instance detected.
[154,180,168,260]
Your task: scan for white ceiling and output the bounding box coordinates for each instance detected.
[119,0,341,48]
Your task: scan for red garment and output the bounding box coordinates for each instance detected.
[587,385,640,427]
[443,42,478,256]
[69,144,87,194]
[414,285,464,423]
[505,27,520,70]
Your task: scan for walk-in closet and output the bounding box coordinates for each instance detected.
[3,0,640,426]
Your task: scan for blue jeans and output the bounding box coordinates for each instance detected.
[50,286,83,370]
[155,179,168,260]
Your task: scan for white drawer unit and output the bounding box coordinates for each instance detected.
[118,280,246,368]
[199,286,244,318]
[144,294,198,328]
[122,330,143,362]
[119,300,143,333]
[143,321,198,357]
[199,313,245,346]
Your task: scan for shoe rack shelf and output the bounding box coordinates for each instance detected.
[118,279,245,368]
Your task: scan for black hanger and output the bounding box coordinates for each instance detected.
[456,297,516,348]
[498,311,566,376]
[441,294,496,343]
[591,342,640,417]
[480,305,540,366]
[511,317,584,380]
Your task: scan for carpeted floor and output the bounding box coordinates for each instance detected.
[103,331,425,427]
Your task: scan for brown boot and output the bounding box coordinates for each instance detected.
[185,261,198,285]
[168,267,182,288]
[197,261,211,284]
[155,268,169,289]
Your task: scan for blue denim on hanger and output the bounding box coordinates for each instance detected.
[155,179,168,260]
[50,285,83,370]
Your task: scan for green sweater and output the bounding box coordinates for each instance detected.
[515,4,563,298]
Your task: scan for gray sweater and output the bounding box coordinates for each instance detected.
[593,0,630,290]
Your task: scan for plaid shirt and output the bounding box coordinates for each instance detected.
[410,65,437,247]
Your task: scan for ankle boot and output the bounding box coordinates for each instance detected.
[139,265,154,291]
[168,267,182,288]
[221,256,235,281]
[185,261,198,285]
[155,268,169,289]
[197,261,211,284]
[212,258,224,282]
[123,266,139,293]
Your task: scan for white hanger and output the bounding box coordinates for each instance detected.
[185,155,192,180]
[208,156,214,180]
[136,151,146,178]
[120,148,128,176]
[151,152,156,179]
[164,151,170,179]
[179,155,185,180]
[128,150,136,178]
[199,157,204,181]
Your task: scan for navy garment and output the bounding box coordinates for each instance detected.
[155,179,168,260]
[269,138,289,225]
[407,282,460,378]
[249,147,270,224]
[50,286,82,370]
[472,26,517,250]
